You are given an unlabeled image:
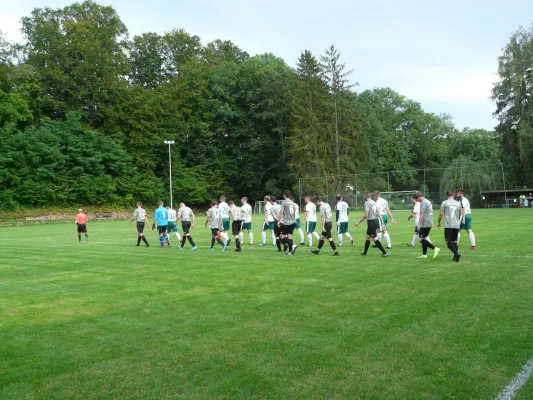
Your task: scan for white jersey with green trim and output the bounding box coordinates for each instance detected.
[167,209,177,222]
[460,197,471,215]
[375,198,388,216]
[264,202,274,222]
[241,204,252,223]
[305,202,317,222]
[336,201,349,223]
[219,202,230,219]
[294,203,300,219]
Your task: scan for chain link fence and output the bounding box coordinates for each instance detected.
[297,163,507,210]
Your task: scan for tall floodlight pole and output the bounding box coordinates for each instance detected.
[164,141,175,208]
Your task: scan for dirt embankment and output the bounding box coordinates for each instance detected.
[1,210,133,227]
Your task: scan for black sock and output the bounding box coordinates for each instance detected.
[318,239,324,249]
[217,237,224,246]
[276,238,281,251]
[329,239,337,251]
[141,236,148,245]
[288,238,294,249]
[137,237,141,245]
[374,240,386,254]
[422,241,428,255]
[423,239,435,250]
[236,238,241,250]
[452,242,459,255]
[211,237,215,248]
[364,240,370,254]
[85,234,88,239]
[78,234,81,241]
[181,236,187,247]
[187,236,195,247]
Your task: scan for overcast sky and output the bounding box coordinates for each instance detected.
[2,0,533,130]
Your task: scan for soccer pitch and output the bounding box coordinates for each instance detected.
[1,209,532,399]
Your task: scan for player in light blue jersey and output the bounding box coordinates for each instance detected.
[153,200,170,248]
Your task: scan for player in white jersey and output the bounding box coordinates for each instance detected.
[373,191,395,249]
[335,195,354,246]
[219,195,231,246]
[260,195,276,246]
[166,206,181,242]
[407,194,431,247]
[304,196,321,246]
[456,190,476,249]
[290,196,305,245]
[240,197,253,245]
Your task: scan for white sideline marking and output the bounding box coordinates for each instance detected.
[495,358,533,400]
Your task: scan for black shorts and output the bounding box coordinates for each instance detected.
[232,221,243,236]
[77,224,87,234]
[366,220,378,238]
[158,225,168,235]
[281,223,295,235]
[136,222,145,233]
[182,221,191,234]
[322,222,333,239]
[419,227,431,239]
[445,228,459,242]
[211,228,219,237]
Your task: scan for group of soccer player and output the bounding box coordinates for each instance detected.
[76,187,477,262]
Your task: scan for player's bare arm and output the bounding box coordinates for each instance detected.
[355,211,368,227]
[191,212,195,228]
[386,207,396,224]
[437,209,445,228]
[418,211,424,231]
[278,210,283,227]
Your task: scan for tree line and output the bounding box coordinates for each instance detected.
[0,1,529,210]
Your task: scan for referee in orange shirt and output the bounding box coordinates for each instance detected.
[76,209,89,242]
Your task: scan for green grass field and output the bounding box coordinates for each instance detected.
[1,209,533,399]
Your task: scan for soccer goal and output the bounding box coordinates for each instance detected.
[379,191,418,210]
[254,200,283,214]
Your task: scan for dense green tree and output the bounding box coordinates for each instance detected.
[129,32,165,89]
[492,25,533,186]
[202,39,249,65]
[20,0,128,126]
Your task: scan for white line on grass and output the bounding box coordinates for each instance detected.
[495,358,533,400]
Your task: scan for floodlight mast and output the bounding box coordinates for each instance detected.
[164,141,175,208]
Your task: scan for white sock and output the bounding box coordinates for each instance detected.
[271,232,276,244]
[175,232,181,241]
[313,232,320,240]
[249,232,253,244]
[377,232,382,241]
[261,231,266,244]
[298,228,304,243]
[338,233,342,244]
[345,232,353,240]
[222,232,228,241]
[239,232,244,243]
[411,234,418,245]
[427,236,432,243]
[469,231,476,246]
[457,232,461,243]
[384,232,391,247]
[308,234,312,246]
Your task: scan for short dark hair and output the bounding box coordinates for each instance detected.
[374,191,380,196]
[290,196,294,201]
[414,191,423,199]
[364,192,372,200]
[457,190,464,195]
[242,197,248,202]
[316,197,323,203]
[283,190,291,198]
[158,200,163,205]
[137,201,143,206]
[271,195,277,202]
[336,195,342,201]
[229,200,235,206]
[211,200,217,206]
[305,196,311,200]
[220,195,226,201]
[446,190,455,197]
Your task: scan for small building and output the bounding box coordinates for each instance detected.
[480,189,533,208]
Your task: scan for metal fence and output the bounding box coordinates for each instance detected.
[297,162,507,210]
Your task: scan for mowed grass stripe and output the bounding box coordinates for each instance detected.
[1,209,533,399]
